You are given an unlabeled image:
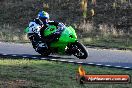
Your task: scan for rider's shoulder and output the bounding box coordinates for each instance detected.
[48,20,58,23]
[34,18,40,22]
[29,21,36,26]
[48,20,54,22]
[34,18,43,25]
[28,21,39,28]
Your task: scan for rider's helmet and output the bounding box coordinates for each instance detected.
[38,11,49,24]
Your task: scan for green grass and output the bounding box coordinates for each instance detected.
[80,36,132,50]
[0,58,132,88]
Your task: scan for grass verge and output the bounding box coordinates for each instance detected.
[80,36,132,50]
[0,58,132,88]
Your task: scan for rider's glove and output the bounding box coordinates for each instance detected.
[57,23,65,31]
[58,23,64,28]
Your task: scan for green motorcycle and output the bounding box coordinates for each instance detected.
[25,24,88,59]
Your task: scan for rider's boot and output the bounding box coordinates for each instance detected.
[35,41,48,53]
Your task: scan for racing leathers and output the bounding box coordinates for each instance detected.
[27,18,59,52]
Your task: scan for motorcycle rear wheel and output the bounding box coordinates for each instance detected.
[39,51,51,56]
[37,47,51,56]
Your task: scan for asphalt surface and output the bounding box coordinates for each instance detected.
[0,42,132,69]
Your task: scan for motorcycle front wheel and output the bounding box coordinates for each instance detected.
[70,42,88,59]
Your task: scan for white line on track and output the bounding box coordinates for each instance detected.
[68,61,74,63]
[96,64,103,66]
[22,56,28,58]
[88,63,94,64]
[76,62,83,64]
[105,65,111,67]
[114,66,122,68]
[0,53,131,70]
[41,58,47,60]
[2,54,7,55]
[31,57,37,59]
[51,59,57,61]
[59,60,67,62]
[12,55,17,56]
[123,67,130,69]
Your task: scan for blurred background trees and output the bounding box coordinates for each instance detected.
[0,0,131,47]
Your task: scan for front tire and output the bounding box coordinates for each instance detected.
[70,42,88,59]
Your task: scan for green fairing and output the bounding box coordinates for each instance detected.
[44,25,57,36]
[24,27,29,33]
[25,25,77,54]
[48,26,77,54]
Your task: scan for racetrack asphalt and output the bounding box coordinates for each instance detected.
[0,42,132,70]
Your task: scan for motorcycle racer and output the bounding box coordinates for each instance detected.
[25,11,88,59]
[27,11,62,53]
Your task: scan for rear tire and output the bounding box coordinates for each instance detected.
[70,42,88,59]
[36,47,51,56]
[39,51,50,56]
